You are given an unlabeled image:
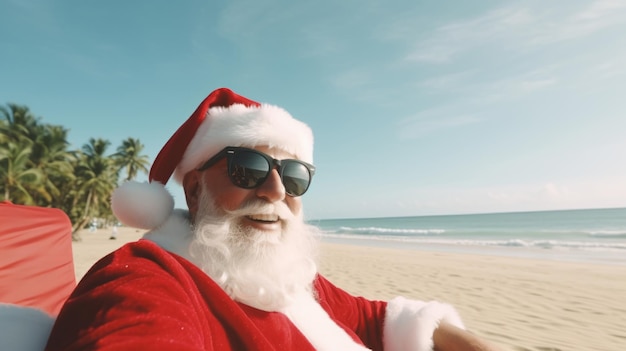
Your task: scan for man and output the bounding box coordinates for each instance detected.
[46,88,500,350]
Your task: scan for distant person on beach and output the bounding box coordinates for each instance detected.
[109,223,118,240]
[46,88,501,350]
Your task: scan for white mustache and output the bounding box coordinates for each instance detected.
[224,200,294,221]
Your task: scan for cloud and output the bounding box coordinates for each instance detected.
[217,1,296,39]
[404,7,533,63]
[343,176,626,217]
[331,68,372,90]
[387,0,626,121]
[416,70,476,91]
[397,109,482,139]
[528,1,626,45]
[541,183,570,198]
[405,179,626,215]
[587,50,626,79]
[405,1,626,63]
[415,69,556,100]
[519,78,558,92]
[482,180,626,212]
[483,183,574,210]
[574,0,626,20]
[415,65,559,108]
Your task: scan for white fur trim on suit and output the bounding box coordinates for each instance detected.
[141,209,194,261]
[173,104,314,183]
[280,291,370,351]
[383,296,464,351]
[0,303,55,351]
[111,181,175,230]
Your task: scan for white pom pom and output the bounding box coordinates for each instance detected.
[111,181,174,230]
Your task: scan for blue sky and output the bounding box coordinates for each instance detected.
[2,0,626,220]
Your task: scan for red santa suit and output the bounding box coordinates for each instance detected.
[45,88,466,350]
[45,211,464,351]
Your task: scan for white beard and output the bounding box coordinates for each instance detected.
[189,187,320,311]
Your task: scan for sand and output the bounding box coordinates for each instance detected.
[72,227,626,351]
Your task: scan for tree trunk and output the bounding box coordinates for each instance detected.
[71,189,93,242]
[71,217,90,242]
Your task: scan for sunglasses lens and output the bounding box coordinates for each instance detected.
[230,151,270,188]
[282,161,311,196]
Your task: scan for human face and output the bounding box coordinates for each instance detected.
[188,171,319,311]
[184,146,303,233]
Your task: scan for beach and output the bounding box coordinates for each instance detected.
[73,227,626,351]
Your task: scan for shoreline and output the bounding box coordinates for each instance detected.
[72,227,626,351]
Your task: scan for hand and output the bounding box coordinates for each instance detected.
[433,322,503,351]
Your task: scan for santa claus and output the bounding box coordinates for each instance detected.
[45,88,499,350]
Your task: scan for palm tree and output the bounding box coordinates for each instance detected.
[1,103,151,239]
[0,103,44,202]
[0,104,40,144]
[70,138,118,240]
[0,142,43,203]
[29,125,77,206]
[113,137,150,181]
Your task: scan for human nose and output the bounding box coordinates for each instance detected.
[255,168,286,202]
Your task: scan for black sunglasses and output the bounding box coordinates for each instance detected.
[197,147,316,197]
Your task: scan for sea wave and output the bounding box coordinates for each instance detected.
[320,232,626,252]
[335,226,445,236]
[588,231,626,238]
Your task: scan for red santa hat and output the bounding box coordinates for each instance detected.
[111,88,314,230]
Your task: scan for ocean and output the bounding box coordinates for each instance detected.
[309,207,626,265]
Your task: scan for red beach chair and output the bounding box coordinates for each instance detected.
[0,201,76,350]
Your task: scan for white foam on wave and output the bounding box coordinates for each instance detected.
[336,226,445,236]
[320,232,626,252]
[588,231,626,238]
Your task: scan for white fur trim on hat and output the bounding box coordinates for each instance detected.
[173,103,314,183]
[383,296,464,351]
[111,181,174,230]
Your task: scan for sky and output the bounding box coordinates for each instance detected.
[2,0,626,220]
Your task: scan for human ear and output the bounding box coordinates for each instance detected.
[183,171,201,219]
